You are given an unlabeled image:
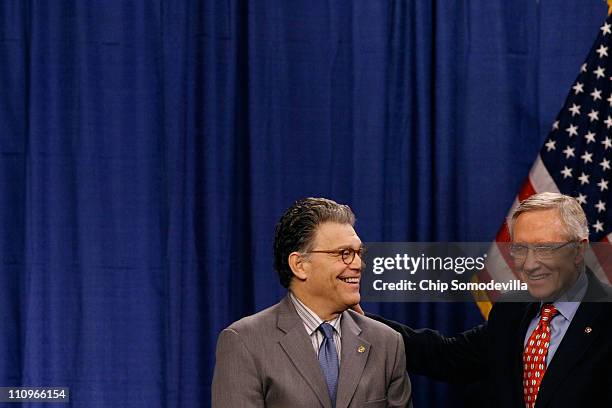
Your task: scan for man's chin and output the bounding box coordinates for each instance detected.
[344,295,361,310]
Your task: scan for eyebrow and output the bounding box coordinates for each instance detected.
[331,244,364,250]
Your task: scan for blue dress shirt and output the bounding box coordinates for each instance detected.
[523,271,589,365]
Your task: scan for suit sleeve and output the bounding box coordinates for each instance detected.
[211,328,265,408]
[367,313,488,383]
[387,331,413,408]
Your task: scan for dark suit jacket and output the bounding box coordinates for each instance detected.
[212,295,412,408]
[369,272,612,407]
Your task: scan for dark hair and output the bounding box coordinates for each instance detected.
[273,197,355,288]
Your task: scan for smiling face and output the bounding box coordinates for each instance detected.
[290,222,362,320]
[512,208,584,301]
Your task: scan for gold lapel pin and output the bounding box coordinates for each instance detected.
[584,327,592,334]
[358,345,366,353]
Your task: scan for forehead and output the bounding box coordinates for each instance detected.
[513,208,569,243]
[312,222,361,248]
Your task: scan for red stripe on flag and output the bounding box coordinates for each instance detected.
[490,178,539,279]
[496,223,511,243]
[517,178,537,202]
[497,177,537,244]
[480,177,540,303]
[494,224,517,277]
[593,236,612,283]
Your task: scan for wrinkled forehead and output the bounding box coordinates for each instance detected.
[311,222,361,249]
[513,209,571,243]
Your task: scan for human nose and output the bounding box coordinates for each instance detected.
[522,247,540,271]
[349,251,363,270]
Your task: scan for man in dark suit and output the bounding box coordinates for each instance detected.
[212,198,412,408]
[368,192,612,407]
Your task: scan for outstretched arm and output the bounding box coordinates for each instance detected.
[367,313,488,384]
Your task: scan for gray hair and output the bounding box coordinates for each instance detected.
[508,192,589,240]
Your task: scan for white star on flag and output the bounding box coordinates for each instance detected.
[581,151,593,163]
[600,158,611,170]
[561,166,573,178]
[561,166,574,178]
[545,139,556,151]
[576,193,587,204]
[594,66,606,78]
[595,200,606,213]
[602,136,612,149]
[588,109,599,121]
[593,220,604,232]
[566,124,578,136]
[591,88,602,100]
[572,82,584,94]
[563,146,575,158]
[581,63,588,72]
[597,178,609,191]
[585,131,597,143]
[578,172,590,185]
[596,44,608,57]
[601,22,611,35]
[569,104,581,116]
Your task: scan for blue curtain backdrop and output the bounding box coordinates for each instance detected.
[0,1,607,407]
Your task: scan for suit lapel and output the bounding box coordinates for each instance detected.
[533,272,609,407]
[336,312,370,408]
[512,302,539,405]
[534,301,605,407]
[277,296,332,408]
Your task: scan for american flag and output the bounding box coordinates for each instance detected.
[479,14,612,312]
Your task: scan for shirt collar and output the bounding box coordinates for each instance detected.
[289,292,342,337]
[538,271,588,321]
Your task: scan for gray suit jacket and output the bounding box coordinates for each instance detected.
[212,295,412,408]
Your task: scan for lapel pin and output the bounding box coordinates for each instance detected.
[358,345,366,353]
[584,327,592,334]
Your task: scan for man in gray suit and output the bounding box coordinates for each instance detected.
[212,197,412,408]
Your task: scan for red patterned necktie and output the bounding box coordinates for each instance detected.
[523,304,559,408]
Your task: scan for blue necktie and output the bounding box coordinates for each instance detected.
[318,322,339,407]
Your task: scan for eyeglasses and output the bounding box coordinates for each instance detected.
[305,247,366,265]
[509,242,577,262]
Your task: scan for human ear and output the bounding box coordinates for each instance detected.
[288,252,308,281]
[574,239,588,265]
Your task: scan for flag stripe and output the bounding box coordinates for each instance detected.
[590,238,612,282]
[528,156,560,195]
